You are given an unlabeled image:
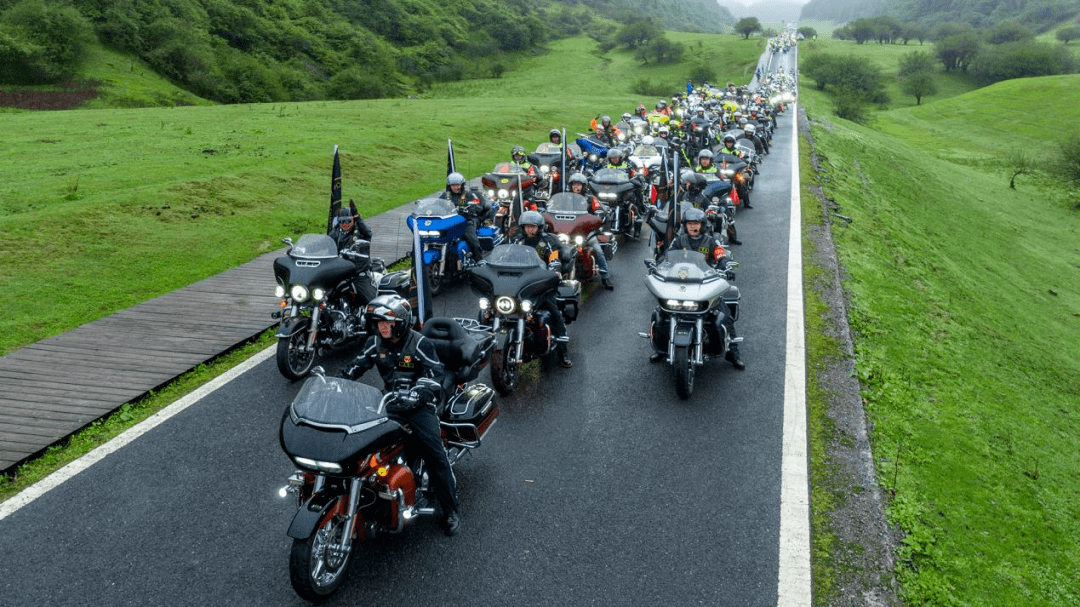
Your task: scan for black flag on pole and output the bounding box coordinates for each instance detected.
[667,153,679,248]
[328,145,342,234]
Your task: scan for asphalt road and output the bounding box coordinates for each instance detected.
[0,56,800,607]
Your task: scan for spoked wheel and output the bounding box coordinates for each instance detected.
[289,510,355,603]
[490,346,518,395]
[674,345,694,400]
[276,331,316,381]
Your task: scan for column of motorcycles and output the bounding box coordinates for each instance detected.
[268,50,797,603]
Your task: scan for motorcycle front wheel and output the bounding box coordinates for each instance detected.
[424,261,445,297]
[674,345,694,400]
[490,346,518,395]
[289,512,355,603]
[276,330,316,381]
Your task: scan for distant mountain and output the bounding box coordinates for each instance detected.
[799,0,1077,31]
[798,0,887,24]
[716,0,806,25]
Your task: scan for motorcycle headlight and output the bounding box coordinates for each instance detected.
[290,285,309,302]
[663,299,705,312]
[634,125,644,135]
[557,233,570,244]
[520,300,533,313]
[312,288,326,301]
[478,297,490,310]
[495,296,515,314]
[274,284,286,298]
[618,133,626,142]
[418,230,441,238]
[721,169,735,177]
[540,165,550,173]
[574,235,584,246]
[487,189,496,198]
[589,154,598,162]
[497,189,510,199]
[597,192,617,201]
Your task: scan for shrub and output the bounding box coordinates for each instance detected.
[0,0,94,84]
[327,67,399,100]
[970,40,1076,85]
[1055,133,1080,188]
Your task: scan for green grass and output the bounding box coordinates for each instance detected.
[803,71,1080,605]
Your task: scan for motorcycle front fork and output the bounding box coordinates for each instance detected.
[666,316,705,365]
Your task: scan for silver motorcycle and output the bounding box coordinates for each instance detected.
[641,249,741,399]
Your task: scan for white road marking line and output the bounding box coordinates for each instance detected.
[0,345,276,521]
[778,102,812,606]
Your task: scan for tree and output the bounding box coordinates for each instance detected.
[734,17,761,40]
[1054,133,1080,188]
[849,18,878,44]
[970,41,1076,85]
[900,71,936,105]
[985,20,1034,45]
[1056,26,1080,44]
[0,0,94,84]
[898,50,936,78]
[798,26,817,39]
[936,32,980,72]
[615,20,661,49]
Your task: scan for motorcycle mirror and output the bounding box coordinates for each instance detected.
[282,237,294,246]
[311,366,326,377]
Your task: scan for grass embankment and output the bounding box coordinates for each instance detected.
[804,73,1080,605]
[0,33,763,357]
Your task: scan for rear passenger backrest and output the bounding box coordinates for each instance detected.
[421,318,466,372]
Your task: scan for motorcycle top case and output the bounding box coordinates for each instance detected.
[556,279,581,322]
[279,376,404,467]
[444,383,498,444]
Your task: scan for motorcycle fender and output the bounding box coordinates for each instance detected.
[672,324,695,347]
[422,249,441,266]
[287,492,346,540]
[494,329,512,352]
[276,316,311,339]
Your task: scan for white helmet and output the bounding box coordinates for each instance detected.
[744,123,757,133]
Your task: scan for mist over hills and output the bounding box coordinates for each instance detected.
[716,0,807,25]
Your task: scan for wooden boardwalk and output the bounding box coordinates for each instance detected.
[0,202,421,474]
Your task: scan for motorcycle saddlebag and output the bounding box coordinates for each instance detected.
[556,279,582,323]
[443,384,499,445]
[378,271,411,296]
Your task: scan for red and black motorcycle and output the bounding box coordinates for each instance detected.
[482,162,539,235]
[278,318,497,602]
[542,192,615,283]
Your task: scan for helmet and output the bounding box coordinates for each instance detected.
[337,208,354,230]
[680,168,698,188]
[658,99,667,109]
[637,104,646,114]
[511,145,526,160]
[642,135,654,145]
[744,123,756,133]
[733,111,743,119]
[723,134,737,146]
[601,115,611,126]
[658,126,670,136]
[549,128,561,141]
[621,112,631,122]
[697,149,714,162]
[606,148,622,163]
[519,210,545,228]
[682,207,706,229]
[366,294,412,340]
[568,172,588,190]
[446,172,466,187]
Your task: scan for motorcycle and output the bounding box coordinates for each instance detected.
[589,167,643,238]
[272,234,411,380]
[406,197,502,296]
[279,317,498,602]
[641,249,741,399]
[482,162,539,233]
[542,191,615,283]
[527,143,566,202]
[573,134,610,174]
[469,243,580,395]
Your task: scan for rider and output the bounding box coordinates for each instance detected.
[510,211,573,368]
[329,206,379,302]
[661,208,744,370]
[694,151,743,245]
[439,172,489,264]
[605,148,646,237]
[589,115,621,143]
[339,295,462,535]
[567,172,614,290]
[717,134,745,159]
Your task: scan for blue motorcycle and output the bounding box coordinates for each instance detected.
[406,197,502,295]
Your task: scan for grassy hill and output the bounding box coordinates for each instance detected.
[0,33,763,356]
[804,67,1080,605]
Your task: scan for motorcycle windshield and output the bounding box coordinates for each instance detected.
[546,192,589,213]
[413,197,456,217]
[632,144,661,159]
[591,168,630,186]
[535,143,562,154]
[290,234,339,259]
[290,376,388,433]
[484,244,546,269]
[656,249,719,282]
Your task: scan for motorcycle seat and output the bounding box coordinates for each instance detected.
[421,318,482,384]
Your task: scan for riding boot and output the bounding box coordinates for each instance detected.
[727,223,742,245]
[725,343,746,370]
[557,342,573,368]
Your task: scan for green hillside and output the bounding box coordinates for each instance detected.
[805,73,1080,606]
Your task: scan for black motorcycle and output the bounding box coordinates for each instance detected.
[279,317,497,602]
[469,244,580,395]
[589,167,642,237]
[272,234,410,380]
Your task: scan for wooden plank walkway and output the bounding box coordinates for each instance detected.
[0,201,424,474]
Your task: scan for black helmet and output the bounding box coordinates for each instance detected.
[366,294,412,340]
[601,115,611,126]
[697,149,714,162]
[682,206,706,228]
[446,172,466,187]
[723,134,736,146]
[568,172,588,188]
[511,145,526,161]
[519,210,545,228]
[549,128,561,142]
[606,148,622,163]
[337,208,354,230]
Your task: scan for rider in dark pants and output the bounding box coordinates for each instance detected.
[509,211,573,368]
[439,172,490,264]
[340,295,462,536]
